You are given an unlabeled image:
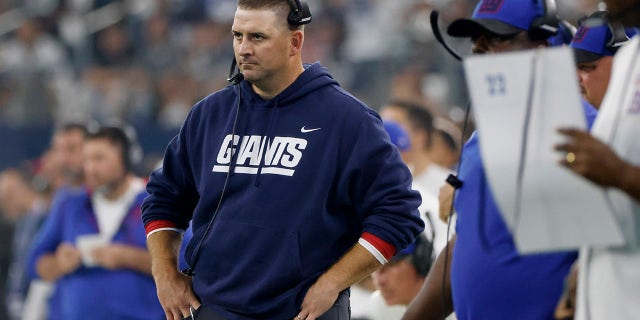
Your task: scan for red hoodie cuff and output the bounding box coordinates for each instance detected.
[144,220,180,236]
[359,232,397,264]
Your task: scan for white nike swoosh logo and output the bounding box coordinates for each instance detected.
[301,126,321,133]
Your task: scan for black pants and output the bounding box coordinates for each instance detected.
[185,289,351,320]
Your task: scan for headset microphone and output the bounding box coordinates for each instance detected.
[227,58,244,85]
[430,10,463,61]
[228,73,244,85]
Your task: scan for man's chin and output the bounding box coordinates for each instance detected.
[241,72,260,83]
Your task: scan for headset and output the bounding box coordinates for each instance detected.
[412,215,436,277]
[88,121,142,173]
[287,0,312,26]
[581,10,630,51]
[529,0,560,40]
[397,233,434,277]
[606,21,630,50]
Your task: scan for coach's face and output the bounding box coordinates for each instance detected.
[232,7,299,87]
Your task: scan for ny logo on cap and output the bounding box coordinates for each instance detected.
[572,27,588,43]
[479,0,504,13]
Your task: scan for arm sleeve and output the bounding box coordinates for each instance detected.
[142,110,200,232]
[340,111,425,257]
[359,232,397,264]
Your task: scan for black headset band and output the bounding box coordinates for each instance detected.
[287,0,312,25]
[529,0,559,39]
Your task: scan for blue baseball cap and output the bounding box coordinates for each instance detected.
[570,11,637,63]
[448,0,546,38]
[383,121,411,152]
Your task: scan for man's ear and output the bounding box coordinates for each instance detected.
[290,30,304,56]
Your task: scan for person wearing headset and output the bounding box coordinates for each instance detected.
[553,11,635,319]
[571,10,637,110]
[555,0,640,318]
[365,235,433,320]
[402,0,594,319]
[141,1,424,320]
[27,125,165,319]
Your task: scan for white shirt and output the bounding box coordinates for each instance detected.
[92,178,145,240]
[413,163,451,197]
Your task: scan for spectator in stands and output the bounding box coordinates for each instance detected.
[50,123,88,190]
[431,118,462,170]
[0,17,69,127]
[0,169,48,320]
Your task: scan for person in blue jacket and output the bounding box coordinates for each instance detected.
[28,126,165,320]
[141,1,424,320]
[402,0,596,319]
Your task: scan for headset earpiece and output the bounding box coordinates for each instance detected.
[411,234,434,277]
[287,0,312,26]
[606,20,630,50]
[529,0,559,40]
[97,121,142,172]
[580,10,630,52]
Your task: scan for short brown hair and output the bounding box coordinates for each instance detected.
[237,0,302,30]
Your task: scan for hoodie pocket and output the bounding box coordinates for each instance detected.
[194,219,302,314]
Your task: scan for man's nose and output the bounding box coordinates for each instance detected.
[577,70,586,84]
[237,39,252,56]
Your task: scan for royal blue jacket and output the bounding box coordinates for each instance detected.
[142,63,424,319]
[450,101,597,319]
[27,188,164,320]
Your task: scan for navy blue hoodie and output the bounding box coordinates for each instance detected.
[142,63,423,319]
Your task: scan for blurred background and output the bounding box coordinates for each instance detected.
[0,0,600,173]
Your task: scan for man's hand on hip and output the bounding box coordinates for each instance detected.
[153,264,201,320]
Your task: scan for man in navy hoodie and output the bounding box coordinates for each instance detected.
[141,1,424,320]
